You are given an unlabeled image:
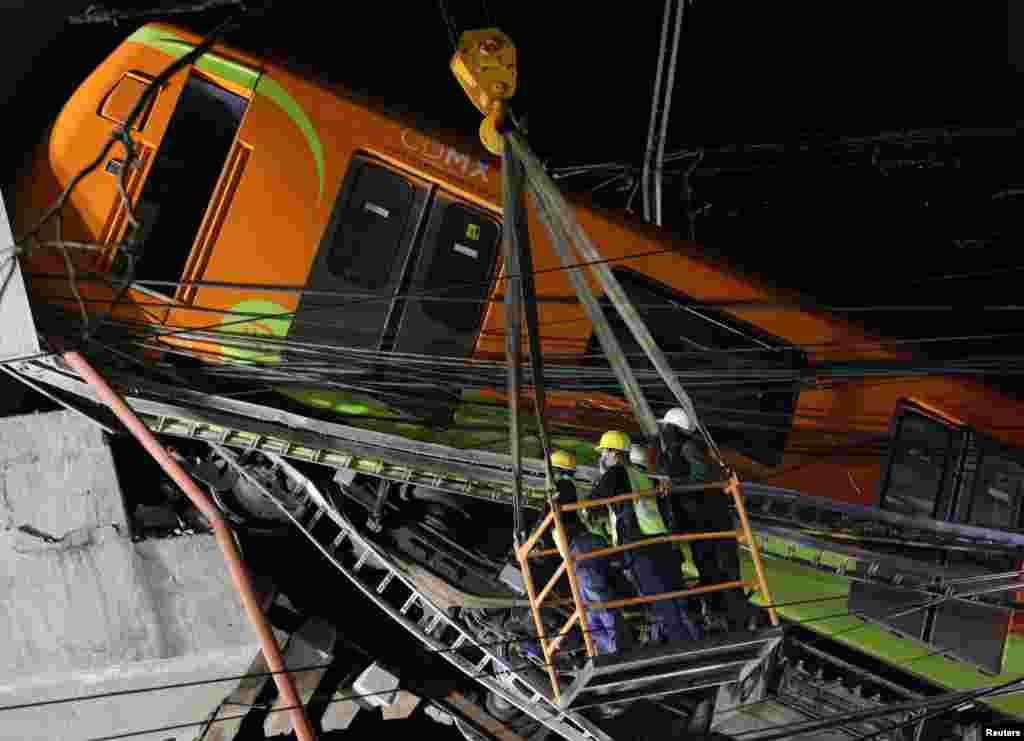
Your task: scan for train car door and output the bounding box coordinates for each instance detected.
[288,155,432,350]
[391,190,501,357]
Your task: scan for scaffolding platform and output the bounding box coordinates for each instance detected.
[557,627,783,711]
[515,473,781,712]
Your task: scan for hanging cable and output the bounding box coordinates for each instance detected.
[554,124,1022,180]
[437,0,459,51]
[501,144,527,543]
[642,0,674,223]
[68,0,248,24]
[3,8,248,335]
[653,0,685,227]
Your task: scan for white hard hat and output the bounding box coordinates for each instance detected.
[629,444,649,469]
[661,407,695,433]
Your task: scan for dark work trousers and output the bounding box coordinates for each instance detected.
[571,532,635,655]
[675,491,750,625]
[623,542,703,644]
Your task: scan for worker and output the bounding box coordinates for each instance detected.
[550,449,632,656]
[658,407,758,631]
[592,431,703,644]
[627,442,681,641]
[629,442,676,545]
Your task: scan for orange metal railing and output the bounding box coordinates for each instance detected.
[514,473,777,702]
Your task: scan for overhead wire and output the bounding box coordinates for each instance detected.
[437,0,459,51]
[92,322,1024,378]
[652,0,685,227]
[551,123,1023,181]
[60,331,1024,393]
[23,285,1024,357]
[33,271,1024,336]
[26,312,1024,447]
[68,0,248,25]
[641,0,674,223]
[9,243,696,375]
[909,264,1024,285]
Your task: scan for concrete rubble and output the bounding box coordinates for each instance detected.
[321,661,423,732]
[263,616,337,737]
[203,625,291,741]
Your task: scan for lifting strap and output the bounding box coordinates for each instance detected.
[505,131,724,464]
[500,145,526,543]
[502,145,559,545]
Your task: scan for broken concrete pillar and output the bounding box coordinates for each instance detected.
[0,411,263,741]
[263,617,337,737]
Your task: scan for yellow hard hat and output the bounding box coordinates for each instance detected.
[550,450,577,471]
[597,430,631,452]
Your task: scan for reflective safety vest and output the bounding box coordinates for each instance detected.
[554,479,612,545]
[578,488,613,542]
[608,464,668,545]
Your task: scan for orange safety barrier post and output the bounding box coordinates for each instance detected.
[63,351,317,741]
[727,475,779,626]
[516,473,778,701]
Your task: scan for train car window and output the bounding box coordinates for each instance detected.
[131,75,247,298]
[881,401,1024,533]
[587,267,806,466]
[878,411,958,519]
[964,447,1024,530]
[100,73,158,132]
[327,163,416,290]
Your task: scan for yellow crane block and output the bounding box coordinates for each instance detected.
[450,29,517,155]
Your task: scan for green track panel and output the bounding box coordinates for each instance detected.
[739,551,1024,719]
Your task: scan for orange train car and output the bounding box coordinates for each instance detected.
[13,22,1024,522]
